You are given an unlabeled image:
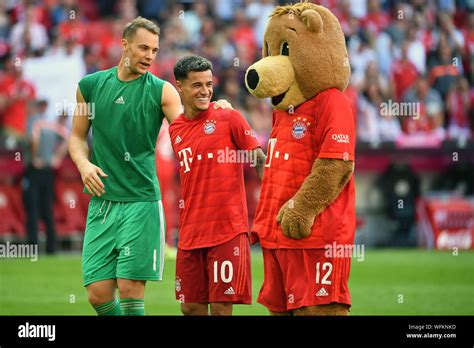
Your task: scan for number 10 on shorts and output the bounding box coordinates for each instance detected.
[213,260,233,283]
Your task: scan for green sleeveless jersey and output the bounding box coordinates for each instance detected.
[78,66,165,201]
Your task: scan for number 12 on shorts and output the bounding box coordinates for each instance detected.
[316,262,332,284]
[213,260,233,283]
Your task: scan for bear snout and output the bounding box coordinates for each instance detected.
[246,69,259,90]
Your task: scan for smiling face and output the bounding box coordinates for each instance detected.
[122,27,159,76]
[176,70,214,118]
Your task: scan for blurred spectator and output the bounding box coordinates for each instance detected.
[23,101,69,254]
[245,0,275,49]
[117,0,139,22]
[433,11,465,57]
[361,0,390,37]
[244,94,271,147]
[385,2,411,48]
[136,0,167,22]
[391,42,419,102]
[403,76,445,137]
[9,4,49,56]
[406,23,426,74]
[183,1,208,40]
[0,1,10,40]
[99,18,126,69]
[428,34,461,100]
[335,0,352,36]
[358,83,402,143]
[231,9,257,68]
[50,0,78,27]
[349,0,367,19]
[219,78,245,111]
[213,0,239,22]
[350,31,377,85]
[462,13,474,82]
[437,0,456,15]
[363,61,392,100]
[0,56,36,140]
[446,76,472,139]
[374,31,393,76]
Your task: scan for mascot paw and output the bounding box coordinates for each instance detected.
[276,199,316,240]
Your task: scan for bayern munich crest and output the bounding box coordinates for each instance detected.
[203,120,217,134]
[292,117,310,139]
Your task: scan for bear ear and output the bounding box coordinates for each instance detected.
[262,41,268,58]
[301,9,323,34]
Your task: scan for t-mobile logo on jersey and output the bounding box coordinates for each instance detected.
[178,147,193,173]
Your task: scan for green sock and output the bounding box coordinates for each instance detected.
[93,297,121,316]
[120,298,145,316]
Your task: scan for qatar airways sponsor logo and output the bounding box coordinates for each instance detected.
[244,129,257,138]
[331,133,350,144]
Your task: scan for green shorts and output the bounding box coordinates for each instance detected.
[82,199,166,287]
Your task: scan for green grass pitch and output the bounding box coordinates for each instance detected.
[1,249,473,315]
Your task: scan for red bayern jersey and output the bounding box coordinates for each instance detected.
[169,104,260,250]
[252,88,356,249]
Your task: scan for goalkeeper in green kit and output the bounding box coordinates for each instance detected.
[68,17,230,316]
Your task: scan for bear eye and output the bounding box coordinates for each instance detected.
[281,42,289,56]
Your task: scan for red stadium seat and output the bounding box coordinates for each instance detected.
[54,179,89,236]
[0,184,26,237]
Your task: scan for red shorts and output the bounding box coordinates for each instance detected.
[175,233,252,304]
[258,248,352,312]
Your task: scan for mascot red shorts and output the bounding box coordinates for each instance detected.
[258,248,352,312]
[175,233,252,304]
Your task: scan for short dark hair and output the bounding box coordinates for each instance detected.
[122,16,160,41]
[174,55,213,81]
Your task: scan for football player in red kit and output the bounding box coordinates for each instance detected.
[169,55,266,315]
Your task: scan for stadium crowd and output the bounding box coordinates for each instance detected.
[0,0,473,145]
[0,0,473,249]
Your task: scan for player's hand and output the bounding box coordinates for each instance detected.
[276,197,316,240]
[78,161,108,197]
[213,99,233,110]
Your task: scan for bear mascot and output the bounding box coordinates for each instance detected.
[245,2,356,316]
